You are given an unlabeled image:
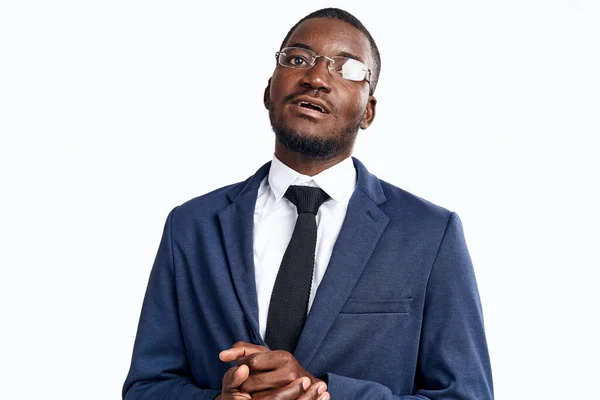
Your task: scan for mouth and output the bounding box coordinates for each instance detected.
[298,101,327,114]
[290,96,331,115]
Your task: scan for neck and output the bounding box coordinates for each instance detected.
[274,143,352,176]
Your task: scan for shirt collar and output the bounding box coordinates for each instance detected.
[268,154,357,203]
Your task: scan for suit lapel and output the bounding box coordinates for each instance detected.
[218,162,270,344]
[294,158,390,368]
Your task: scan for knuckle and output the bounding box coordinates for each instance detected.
[221,368,235,390]
[275,350,291,361]
[246,354,259,369]
[223,367,234,381]
[284,371,297,382]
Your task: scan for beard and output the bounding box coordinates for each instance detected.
[269,108,361,159]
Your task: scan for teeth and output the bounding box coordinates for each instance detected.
[300,102,324,112]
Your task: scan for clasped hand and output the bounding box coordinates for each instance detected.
[217,341,330,400]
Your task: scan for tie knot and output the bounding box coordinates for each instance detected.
[284,185,329,215]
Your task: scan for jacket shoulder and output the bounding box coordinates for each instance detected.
[171,177,253,221]
[379,179,452,224]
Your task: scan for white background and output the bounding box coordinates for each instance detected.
[1,0,599,398]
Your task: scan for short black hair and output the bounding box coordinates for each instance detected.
[279,8,381,95]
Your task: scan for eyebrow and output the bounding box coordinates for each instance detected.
[287,42,363,63]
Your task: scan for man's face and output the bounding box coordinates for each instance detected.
[265,18,377,158]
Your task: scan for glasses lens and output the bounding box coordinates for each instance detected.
[278,47,313,69]
[332,57,367,81]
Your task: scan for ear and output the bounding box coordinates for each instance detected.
[359,95,377,129]
[263,78,272,110]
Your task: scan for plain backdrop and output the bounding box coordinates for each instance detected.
[1,0,599,398]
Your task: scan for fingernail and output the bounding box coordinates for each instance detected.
[317,383,326,394]
[302,378,310,390]
[320,393,330,400]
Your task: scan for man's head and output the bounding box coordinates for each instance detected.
[264,8,380,160]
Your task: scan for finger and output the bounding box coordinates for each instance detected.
[297,382,329,400]
[222,365,250,392]
[251,377,310,400]
[315,392,330,400]
[239,369,288,393]
[220,342,269,362]
[232,341,269,351]
[237,350,288,372]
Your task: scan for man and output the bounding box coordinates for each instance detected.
[123,8,493,400]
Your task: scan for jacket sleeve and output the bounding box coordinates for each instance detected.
[324,212,494,399]
[122,208,221,399]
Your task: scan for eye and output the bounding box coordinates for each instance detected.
[287,55,308,66]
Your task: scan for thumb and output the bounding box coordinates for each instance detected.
[223,365,250,393]
[231,365,250,388]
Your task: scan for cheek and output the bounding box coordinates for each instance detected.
[269,70,299,99]
[341,92,369,118]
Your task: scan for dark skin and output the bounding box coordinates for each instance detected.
[218,17,377,400]
[217,342,328,400]
[265,17,377,177]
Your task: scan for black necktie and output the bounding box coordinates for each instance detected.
[265,185,330,353]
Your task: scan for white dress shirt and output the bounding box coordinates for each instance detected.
[253,155,357,339]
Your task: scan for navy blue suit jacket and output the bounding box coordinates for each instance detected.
[123,158,493,399]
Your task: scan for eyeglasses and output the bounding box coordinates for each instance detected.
[275,47,371,84]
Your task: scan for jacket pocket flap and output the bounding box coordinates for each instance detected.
[340,298,413,314]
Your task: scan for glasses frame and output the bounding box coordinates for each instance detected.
[275,47,372,85]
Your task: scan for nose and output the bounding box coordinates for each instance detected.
[299,57,333,93]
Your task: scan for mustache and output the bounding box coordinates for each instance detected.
[283,90,338,114]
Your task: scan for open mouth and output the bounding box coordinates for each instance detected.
[298,101,326,114]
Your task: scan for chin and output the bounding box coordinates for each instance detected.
[272,123,353,159]
[269,107,360,158]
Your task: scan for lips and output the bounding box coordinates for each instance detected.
[299,101,325,113]
[291,96,331,114]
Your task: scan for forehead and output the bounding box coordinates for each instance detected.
[283,18,373,67]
